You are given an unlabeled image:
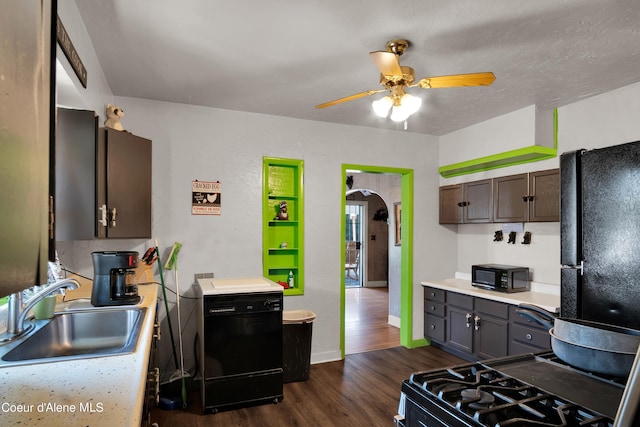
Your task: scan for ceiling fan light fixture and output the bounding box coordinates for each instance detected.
[389,93,422,122]
[372,95,393,117]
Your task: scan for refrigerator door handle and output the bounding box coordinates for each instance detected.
[561,260,584,276]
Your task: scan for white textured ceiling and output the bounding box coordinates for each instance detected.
[74,0,640,136]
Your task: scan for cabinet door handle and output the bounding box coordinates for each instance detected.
[110,207,117,228]
[430,324,436,330]
[466,313,472,328]
[98,204,108,227]
[430,305,436,311]
[526,333,533,341]
[430,292,436,298]
[474,315,481,331]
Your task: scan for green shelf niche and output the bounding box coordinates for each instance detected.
[263,157,304,296]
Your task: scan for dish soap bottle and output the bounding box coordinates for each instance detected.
[288,271,294,288]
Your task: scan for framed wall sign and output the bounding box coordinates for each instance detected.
[192,180,221,215]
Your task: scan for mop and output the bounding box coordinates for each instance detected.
[163,242,189,408]
[154,239,184,409]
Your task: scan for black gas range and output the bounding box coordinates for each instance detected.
[396,352,628,427]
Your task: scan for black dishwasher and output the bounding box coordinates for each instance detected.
[199,289,283,413]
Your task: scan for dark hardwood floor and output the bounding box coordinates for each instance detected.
[149,346,464,426]
[149,286,464,426]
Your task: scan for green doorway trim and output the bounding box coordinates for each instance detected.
[341,164,415,358]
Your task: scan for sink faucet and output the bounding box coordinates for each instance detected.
[6,278,80,337]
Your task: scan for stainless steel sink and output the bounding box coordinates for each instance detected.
[0,307,146,366]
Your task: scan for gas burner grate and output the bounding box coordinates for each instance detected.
[409,361,614,427]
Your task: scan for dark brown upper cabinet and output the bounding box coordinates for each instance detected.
[55,108,98,241]
[55,113,153,240]
[493,169,559,223]
[97,128,152,239]
[528,169,560,222]
[439,179,492,224]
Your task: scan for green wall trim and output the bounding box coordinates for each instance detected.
[340,164,414,358]
[410,338,429,348]
[439,108,559,178]
[438,145,557,178]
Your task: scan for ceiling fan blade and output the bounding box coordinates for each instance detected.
[369,51,403,77]
[413,72,496,89]
[316,89,385,109]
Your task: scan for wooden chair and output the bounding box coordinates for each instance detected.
[345,242,360,280]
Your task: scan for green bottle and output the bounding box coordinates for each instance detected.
[288,271,294,288]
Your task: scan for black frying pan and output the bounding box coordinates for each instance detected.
[516,304,640,377]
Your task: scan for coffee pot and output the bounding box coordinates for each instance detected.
[91,251,141,306]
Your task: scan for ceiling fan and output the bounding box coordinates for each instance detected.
[316,39,496,122]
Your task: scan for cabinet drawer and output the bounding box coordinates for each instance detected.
[424,314,446,342]
[475,298,509,320]
[424,287,445,303]
[510,323,551,349]
[447,292,473,310]
[424,301,445,317]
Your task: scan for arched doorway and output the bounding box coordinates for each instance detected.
[345,190,389,288]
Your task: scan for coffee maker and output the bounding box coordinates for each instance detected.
[91,251,141,306]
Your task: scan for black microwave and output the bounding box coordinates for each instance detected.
[471,264,530,293]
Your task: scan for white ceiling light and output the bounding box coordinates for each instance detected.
[372,91,421,122]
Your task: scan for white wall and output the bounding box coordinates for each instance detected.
[438,81,640,287]
[57,97,450,376]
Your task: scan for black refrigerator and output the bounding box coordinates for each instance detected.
[560,140,640,330]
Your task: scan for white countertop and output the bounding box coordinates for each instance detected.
[421,277,560,312]
[0,283,158,427]
[195,276,283,295]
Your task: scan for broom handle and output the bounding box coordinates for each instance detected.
[155,242,179,370]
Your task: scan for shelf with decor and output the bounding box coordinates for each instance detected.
[263,157,304,296]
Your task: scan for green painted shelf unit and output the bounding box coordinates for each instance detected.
[263,157,304,296]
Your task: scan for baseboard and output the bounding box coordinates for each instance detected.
[364,281,387,288]
[310,350,342,365]
[388,315,401,328]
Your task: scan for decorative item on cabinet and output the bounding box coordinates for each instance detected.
[522,231,532,244]
[507,231,517,244]
[493,230,503,241]
[104,103,125,131]
[263,157,304,296]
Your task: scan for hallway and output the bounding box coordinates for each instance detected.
[345,287,400,354]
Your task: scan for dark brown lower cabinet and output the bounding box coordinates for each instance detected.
[424,286,550,362]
